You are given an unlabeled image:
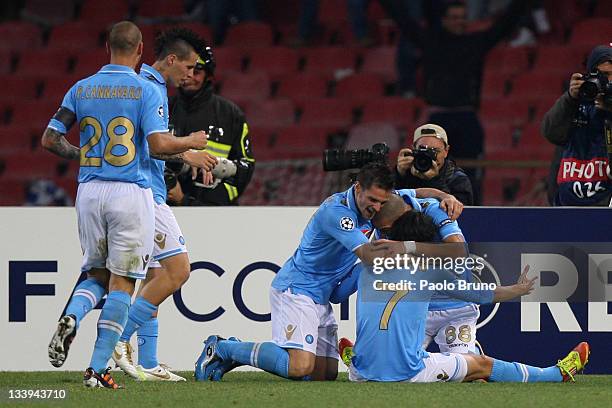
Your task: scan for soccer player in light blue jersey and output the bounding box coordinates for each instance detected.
[194,163,465,382]
[112,28,217,383]
[330,211,590,383]
[43,21,207,389]
[375,189,481,355]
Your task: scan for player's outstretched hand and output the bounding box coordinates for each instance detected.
[188,130,208,150]
[185,150,218,171]
[439,195,464,220]
[513,264,538,296]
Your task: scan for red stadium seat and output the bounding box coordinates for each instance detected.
[509,71,566,101]
[481,71,510,100]
[517,123,556,158]
[360,47,397,81]
[0,179,27,206]
[138,0,184,18]
[273,125,331,158]
[0,126,36,153]
[10,101,60,129]
[247,47,299,79]
[277,74,330,101]
[246,99,295,127]
[570,18,612,46]
[17,49,73,77]
[318,0,349,24]
[347,123,400,151]
[22,0,76,26]
[298,99,355,128]
[42,75,83,101]
[4,152,66,179]
[482,122,515,155]
[361,97,424,128]
[0,22,43,52]
[79,0,130,25]
[484,46,531,77]
[0,75,41,101]
[176,23,213,43]
[335,73,385,103]
[48,22,105,51]
[0,50,14,75]
[72,49,109,77]
[224,22,274,48]
[302,47,359,76]
[213,47,246,75]
[219,72,271,104]
[480,97,531,126]
[532,45,587,74]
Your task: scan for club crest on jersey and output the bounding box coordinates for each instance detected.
[339,217,355,231]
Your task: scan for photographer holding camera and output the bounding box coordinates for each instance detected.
[541,44,612,206]
[395,124,474,206]
[167,45,255,206]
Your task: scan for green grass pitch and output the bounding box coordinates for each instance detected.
[1,372,611,407]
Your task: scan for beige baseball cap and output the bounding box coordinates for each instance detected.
[413,124,448,145]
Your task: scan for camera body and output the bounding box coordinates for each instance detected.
[323,142,389,171]
[407,147,438,173]
[579,71,612,106]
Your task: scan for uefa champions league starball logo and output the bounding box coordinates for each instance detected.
[339,217,355,231]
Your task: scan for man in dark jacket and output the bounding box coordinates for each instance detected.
[167,47,255,205]
[396,124,473,205]
[541,44,612,206]
[380,0,531,204]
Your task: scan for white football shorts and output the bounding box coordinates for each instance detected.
[148,202,187,268]
[423,304,480,353]
[76,180,154,279]
[270,287,339,359]
[349,352,467,383]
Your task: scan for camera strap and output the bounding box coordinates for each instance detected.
[606,119,612,166]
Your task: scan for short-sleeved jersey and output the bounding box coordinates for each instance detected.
[348,265,493,381]
[47,64,167,188]
[139,63,170,204]
[395,189,470,311]
[271,185,371,304]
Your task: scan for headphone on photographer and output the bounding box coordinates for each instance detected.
[196,46,216,77]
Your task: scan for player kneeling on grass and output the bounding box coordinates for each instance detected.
[334,211,590,383]
[194,163,465,382]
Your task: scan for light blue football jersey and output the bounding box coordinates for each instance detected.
[47,64,167,188]
[395,189,471,311]
[271,185,372,304]
[332,265,493,381]
[139,63,169,204]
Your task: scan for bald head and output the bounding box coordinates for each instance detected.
[108,21,142,55]
[372,194,408,229]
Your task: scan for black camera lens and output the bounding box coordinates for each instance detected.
[322,143,390,171]
[413,155,433,173]
[579,80,599,101]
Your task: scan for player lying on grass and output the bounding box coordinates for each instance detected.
[194,163,465,381]
[333,211,590,383]
[376,190,482,356]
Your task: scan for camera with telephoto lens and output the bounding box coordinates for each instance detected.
[406,147,438,173]
[578,71,612,105]
[323,142,389,171]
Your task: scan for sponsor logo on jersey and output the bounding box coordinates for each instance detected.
[285,324,297,340]
[155,233,167,249]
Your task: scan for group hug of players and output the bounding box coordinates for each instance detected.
[43,21,589,389]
